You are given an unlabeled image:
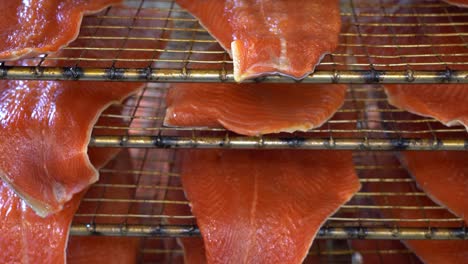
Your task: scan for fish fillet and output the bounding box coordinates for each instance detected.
[401,151,468,222]
[178,149,360,264]
[385,85,468,130]
[164,83,347,136]
[164,164,338,264]
[380,6,467,129]
[399,151,468,263]
[0,0,123,60]
[0,107,138,264]
[0,117,118,264]
[0,80,142,217]
[367,153,468,264]
[176,0,341,82]
[164,186,352,264]
[0,4,172,216]
[0,182,83,264]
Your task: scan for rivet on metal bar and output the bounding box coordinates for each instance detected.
[405,69,415,82]
[332,69,340,83]
[442,68,453,83]
[0,63,6,78]
[144,66,153,80]
[67,66,82,80]
[366,68,383,83]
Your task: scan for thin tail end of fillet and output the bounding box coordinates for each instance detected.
[231,40,330,82]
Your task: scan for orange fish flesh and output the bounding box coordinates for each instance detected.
[178,149,360,264]
[175,0,342,82]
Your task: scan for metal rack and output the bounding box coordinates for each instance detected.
[0,0,466,83]
[2,0,466,261]
[70,150,466,241]
[88,83,468,150]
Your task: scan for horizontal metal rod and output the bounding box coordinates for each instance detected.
[70,224,468,240]
[316,226,468,240]
[0,66,467,83]
[89,136,468,150]
[71,224,200,237]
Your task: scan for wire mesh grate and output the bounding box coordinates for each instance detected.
[0,0,466,82]
[70,149,466,240]
[87,83,468,150]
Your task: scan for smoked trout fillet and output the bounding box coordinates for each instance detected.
[385,85,468,130]
[164,83,347,136]
[0,129,122,264]
[0,80,142,217]
[178,149,360,264]
[401,151,468,224]
[0,151,140,264]
[0,0,123,60]
[175,0,342,82]
[0,183,83,264]
[379,6,467,130]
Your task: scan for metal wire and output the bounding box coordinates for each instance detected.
[70,150,467,240]
[0,0,466,82]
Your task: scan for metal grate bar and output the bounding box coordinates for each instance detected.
[1,66,466,83]
[89,135,468,150]
[70,224,467,240]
